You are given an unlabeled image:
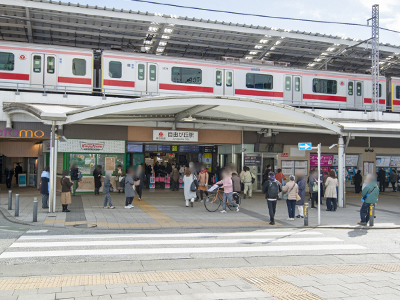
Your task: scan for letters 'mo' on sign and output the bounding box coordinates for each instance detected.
[0,128,45,138]
[153,130,198,142]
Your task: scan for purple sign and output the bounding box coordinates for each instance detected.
[310,154,333,166]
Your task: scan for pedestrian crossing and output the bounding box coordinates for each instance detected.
[0,230,366,260]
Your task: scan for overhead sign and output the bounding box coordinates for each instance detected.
[153,130,198,142]
[310,154,333,166]
[244,156,262,166]
[80,142,104,151]
[43,139,125,153]
[298,142,312,150]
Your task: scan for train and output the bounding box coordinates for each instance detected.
[0,41,399,111]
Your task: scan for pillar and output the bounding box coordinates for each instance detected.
[338,137,345,207]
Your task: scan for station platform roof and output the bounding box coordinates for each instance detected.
[1,0,400,76]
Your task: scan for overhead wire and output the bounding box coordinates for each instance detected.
[131,0,400,35]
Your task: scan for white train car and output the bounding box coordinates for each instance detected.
[388,77,400,112]
[0,42,93,93]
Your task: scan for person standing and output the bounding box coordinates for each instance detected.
[325,171,339,211]
[170,164,180,191]
[389,170,398,192]
[283,175,298,221]
[93,165,102,195]
[358,174,379,226]
[262,172,281,225]
[135,164,146,201]
[4,165,14,189]
[179,164,186,175]
[216,170,239,213]
[113,165,125,193]
[183,168,197,207]
[242,167,255,199]
[103,173,115,209]
[198,165,209,202]
[262,165,271,184]
[60,170,73,212]
[275,169,287,184]
[232,171,242,194]
[124,167,135,209]
[70,163,80,196]
[308,170,318,209]
[296,174,306,218]
[354,170,362,194]
[15,163,22,185]
[40,166,50,209]
[166,162,172,174]
[377,167,386,192]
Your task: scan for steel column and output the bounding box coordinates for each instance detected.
[338,137,345,207]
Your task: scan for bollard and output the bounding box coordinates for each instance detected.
[33,198,38,222]
[304,203,309,226]
[369,204,375,227]
[15,194,19,217]
[8,190,12,210]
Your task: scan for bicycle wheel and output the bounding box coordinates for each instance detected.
[205,192,222,212]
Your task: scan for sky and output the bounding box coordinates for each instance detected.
[70,0,400,45]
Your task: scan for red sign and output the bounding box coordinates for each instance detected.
[19,55,26,60]
[310,154,333,166]
[281,153,289,157]
[80,142,104,151]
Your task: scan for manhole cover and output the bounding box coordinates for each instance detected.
[73,224,97,228]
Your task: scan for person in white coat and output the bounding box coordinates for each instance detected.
[183,168,197,207]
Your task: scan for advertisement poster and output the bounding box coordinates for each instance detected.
[105,157,116,171]
[310,154,333,166]
[333,155,359,166]
[390,156,400,167]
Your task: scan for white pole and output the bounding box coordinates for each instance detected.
[52,137,58,213]
[338,137,345,207]
[317,143,321,226]
[241,129,244,172]
[48,121,55,213]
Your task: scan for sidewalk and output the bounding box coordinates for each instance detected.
[1,185,399,229]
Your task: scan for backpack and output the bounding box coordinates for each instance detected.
[264,180,279,199]
[190,175,199,192]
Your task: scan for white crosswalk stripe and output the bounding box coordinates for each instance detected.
[0,231,366,260]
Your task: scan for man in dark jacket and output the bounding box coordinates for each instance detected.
[354,170,362,193]
[170,165,180,191]
[5,165,14,189]
[262,172,282,225]
[377,168,386,192]
[70,163,79,196]
[15,163,22,184]
[40,167,50,209]
[93,165,102,195]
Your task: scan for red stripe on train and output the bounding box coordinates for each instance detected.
[364,98,385,104]
[393,100,400,106]
[303,94,347,102]
[58,77,91,85]
[159,83,213,93]
[234,89,283,98]
[104,79,135,88]
[0,72,29,81]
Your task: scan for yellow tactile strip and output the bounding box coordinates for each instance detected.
[132,198,178,225]
[1,263,399,300]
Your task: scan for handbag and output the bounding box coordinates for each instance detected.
[296,193,301,201]
[312,183,318,192]
[109,185,114,192]
[190,175,199,192]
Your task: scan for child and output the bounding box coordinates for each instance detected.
[103,173,115,209]
[216,170,240,213]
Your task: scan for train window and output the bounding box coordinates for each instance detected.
[295,77,300,92]
[379,84,382,98]
[396,86,400,99]
[72,58,86,76]
[226,71,233,87]
[246,73,273,90]
[216,71,222,86]
[109,61,122,78]
[356,82,362,96]
[47,57,55,74]
[149,65,157,81]
[171,67,202,84]
[33,55,41,73]
[312,79,337,94]
[0,52,14,71]
[138,64,145,80]
[285,76,291,91]
[348,82,353,96]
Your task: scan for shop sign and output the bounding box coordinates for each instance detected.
[310,154,333,166]
[153,130,198,142]
[204,146,217,153]
[80,142,104,151]
[244,156,262,166]
[281,153,289,157]
[0,128,45,138]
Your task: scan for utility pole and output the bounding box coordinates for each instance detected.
[370,4,380,118]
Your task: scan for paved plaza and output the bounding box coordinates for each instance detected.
[1,187,399,229]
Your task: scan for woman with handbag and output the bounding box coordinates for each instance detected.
[325,171,339,211]
[183,168,197,207]
[296,174,306,218]
[198,165,209,202]
[282,175,299,220]
[113,165,125,193]
[60,170,73,212]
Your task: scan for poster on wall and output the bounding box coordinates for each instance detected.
[376,156,391,167]
[390,156,400,167]
[310,154,333,166]
[282,161,294,167]
[333,155,359,166]
[105,157,116,171]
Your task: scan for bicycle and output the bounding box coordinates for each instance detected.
[204,187,241,212]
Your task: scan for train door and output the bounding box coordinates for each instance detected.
[136,62,147,92]
[347,81,355,107]
[283,75,302,103]
[215,69,234,96]
[355,81,363,108]
[147,63,158,93]
[30,54,57,87]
